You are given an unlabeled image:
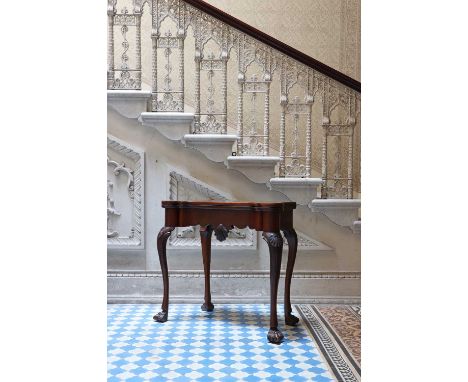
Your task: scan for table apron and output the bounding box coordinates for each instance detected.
[164,208,293,232]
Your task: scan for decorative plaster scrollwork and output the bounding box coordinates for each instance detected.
[107,180,120,238]
[107,135,145,249]
[107,156,134,198]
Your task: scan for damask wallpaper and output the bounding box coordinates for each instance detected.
[133,0,361,194]
[204,0,361,81]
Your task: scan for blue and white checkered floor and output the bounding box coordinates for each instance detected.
[108,304,335,381]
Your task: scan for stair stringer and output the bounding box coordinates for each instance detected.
[107,93,361,230]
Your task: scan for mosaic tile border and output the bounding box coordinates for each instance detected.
[296,305,361,382]
[313,306,361,365]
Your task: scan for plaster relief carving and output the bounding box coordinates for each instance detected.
[107,180,121,238]
[107,135,145,249]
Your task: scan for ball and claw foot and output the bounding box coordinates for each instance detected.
[153,311,168,323]
[201,302,214,312]
[267,329,284,344]
[285,314,300,326]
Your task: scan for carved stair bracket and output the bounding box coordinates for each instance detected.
[226,156,280,184]
[183,134,238,162]
[107,90,151,118]
[139,112,194,141]
[268,177,323,206]
[309,199,360,229]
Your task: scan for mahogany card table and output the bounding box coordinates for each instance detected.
[153,200,299,344]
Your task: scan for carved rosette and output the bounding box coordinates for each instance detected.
[214,224,229,242]
[262,232,283,248]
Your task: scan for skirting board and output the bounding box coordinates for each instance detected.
[107,270,360,304]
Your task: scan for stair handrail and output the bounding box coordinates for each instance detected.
[183,0,360,93]
[107,0,361,199]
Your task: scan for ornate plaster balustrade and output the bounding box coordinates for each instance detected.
[107,0,361,199]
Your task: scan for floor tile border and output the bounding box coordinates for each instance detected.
[296,304,361,382]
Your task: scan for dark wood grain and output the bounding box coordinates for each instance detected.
[263,231,284,344]
[183,0,361,92]
[283,229,300,326]
[153,226,175,323]
[200,225,214,312]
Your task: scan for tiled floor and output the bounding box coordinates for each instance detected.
[108,304,338,381]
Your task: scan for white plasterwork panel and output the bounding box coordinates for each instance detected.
[107,135,145,249]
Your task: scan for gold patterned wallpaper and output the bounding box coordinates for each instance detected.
[204,0,360,81]
[135,0,361,194]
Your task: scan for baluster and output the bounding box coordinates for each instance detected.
[305,103,312,177]
[151,37,158,110]
[178,30,185,110]
[333,136,342,196]
[177,1,185,110]
[321,78,331,198]
[107,1,116,89]
[321,129,328,198]
[347,129,354,199]
[237,73,244,153]
[194,51,201,133]
[347,91,356,199]
[279,99,286,177]
[151,0,158,111]
[263,78,270,156]
[135,12,142,89]
[305,71,313,177]
[221,55,228,134]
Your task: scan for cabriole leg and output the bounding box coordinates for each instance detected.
[200,225,214,312]
[263,232,284,344]
[153,226,174,323]
[283,229,299,326]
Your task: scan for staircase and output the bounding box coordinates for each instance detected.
[107,0,361,303]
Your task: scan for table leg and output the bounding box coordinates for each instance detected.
[283,229,299,326]
[263,231,284,344]
[200,225,214,312]
[153,226,174,323]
